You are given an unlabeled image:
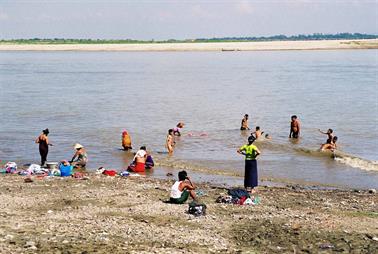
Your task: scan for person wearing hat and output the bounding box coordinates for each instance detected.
[237,136,261,193]
[35,128,53,166]
[122,130,132,151]
[70,143,88,169]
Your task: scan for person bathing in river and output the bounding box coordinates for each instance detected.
[166,129,175,155]
[318,128,334,144]
[70,143,88,169]
[237,136,261,194]
[289,115,300,138]
[251,126,264,139]
[173,122,184,136]
[35,128,53,166]
[170,170,197,204]
[240,114,250,130]
[131,146,147,172]
[320,136,338,152]
[121,130,132,151]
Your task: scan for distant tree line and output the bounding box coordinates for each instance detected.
[1,33,376,44]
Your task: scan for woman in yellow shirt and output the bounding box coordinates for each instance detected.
[237,136,261,193]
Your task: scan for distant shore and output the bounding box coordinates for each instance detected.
[0,39,377,52]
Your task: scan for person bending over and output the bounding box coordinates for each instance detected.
[70,143,88,169]
[170,170,197,204]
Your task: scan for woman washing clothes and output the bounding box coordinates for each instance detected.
[122,130,132,151]
[35,128,53,166]
[70,143,88,169]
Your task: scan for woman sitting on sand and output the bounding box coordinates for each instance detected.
[122,130,132,151]
[70,143,88,169]
[320,136,338,152]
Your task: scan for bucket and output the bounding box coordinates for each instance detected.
[46,162,59,170]
[59,164,73,177]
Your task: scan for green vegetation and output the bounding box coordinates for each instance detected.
[1,33,376,44]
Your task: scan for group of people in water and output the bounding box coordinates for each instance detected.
[33,115,339,203]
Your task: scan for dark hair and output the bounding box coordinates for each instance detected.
[140,146,146,150]
[291,115,297,119]
[328,129,333,134]
[333,136,338,142]
[168,129,174,134]
[43,128,49,135]
[248,135,256,144]
[256,126,260,131]
[178,170,187,181]
[244,114,248,118]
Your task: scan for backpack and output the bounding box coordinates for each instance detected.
[188,201,207,217]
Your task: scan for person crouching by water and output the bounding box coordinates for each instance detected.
[35,128,53,166]
[320,136,338,152]
[170,170,197,204]
[122,130,132,151]
[70,143,88,169]
[237,136,261,194]
[289,115,300,139]
[240,114,250,130]
[131,146,147,172]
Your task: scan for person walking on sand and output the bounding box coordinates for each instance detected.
[166,129,175,155]
[240,114,250,130]
[237,136,261,193]
[122,130,132,151]
[289,115,300,138]
[170,170,197,204]
[70,143,88,169]
[318,128,334,144]
[35,128,53,166]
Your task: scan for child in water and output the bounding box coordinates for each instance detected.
[251,126,264,139]
[173,122,184,136]
[318,128,334,144]
[166,129,175,155]
[320,136,338,151]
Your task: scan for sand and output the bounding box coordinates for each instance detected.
[0,173,377,253]
[0,39,377,52]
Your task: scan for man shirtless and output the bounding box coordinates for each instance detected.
[251,126,264,139]
[289,115,300,138]
[241,114,250,130]
[319,128,334,144]
[320,136,338,151]
[166,129,175,155]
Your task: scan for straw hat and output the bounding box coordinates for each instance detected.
[74,143,84,150]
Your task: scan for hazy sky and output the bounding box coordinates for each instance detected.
[0,0,377,40]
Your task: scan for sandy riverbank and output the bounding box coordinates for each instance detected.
[0,173,377,253]
[0,39,377,52]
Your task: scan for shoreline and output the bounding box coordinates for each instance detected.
[0,173,376,253]
[0,39,377,52]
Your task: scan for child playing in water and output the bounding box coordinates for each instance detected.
[289,115,300,138]
[240,114,250,130]
[318,128,334,144]
[320,136,338,151]
[173,122,184,136]
[251,126,264,139]
[166,129,175,155]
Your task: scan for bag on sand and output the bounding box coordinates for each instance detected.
[188,201,207,217]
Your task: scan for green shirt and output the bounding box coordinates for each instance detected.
[239,144,259,160]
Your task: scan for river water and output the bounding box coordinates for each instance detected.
[0,50,377,189]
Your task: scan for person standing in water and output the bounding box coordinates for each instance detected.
[35,128,52,166]
[70,143,88,169]
[289,115,301,138]
[166,129,175,155]
[240,114,250,130]
[318,128,334,144]
[122,130,132,151]
[237,136,261,193]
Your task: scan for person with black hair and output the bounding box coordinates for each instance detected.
[35,128,52,166]
[251,126,264,139]
[237,136,261,193]
[319,128,334,144]
[170,170,197,204]
[289,115,300,138]
[240,114,250,130]
[320,136,338,151]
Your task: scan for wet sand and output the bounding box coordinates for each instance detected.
[0,39,377,51]
[0,173,377,253]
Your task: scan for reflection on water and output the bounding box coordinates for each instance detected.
[0,50,377,189]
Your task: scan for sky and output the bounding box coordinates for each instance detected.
[0,0,377,40]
